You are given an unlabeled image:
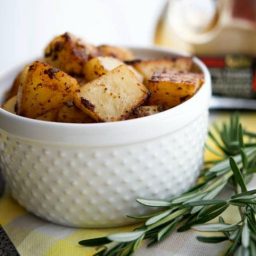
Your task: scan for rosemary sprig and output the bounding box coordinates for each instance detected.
[193,157,256,256]
[79,114,256,256]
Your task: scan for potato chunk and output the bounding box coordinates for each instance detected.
[6,72,22,100]
[128,66,144,83]
[175,58,193,71]
[83,56,143,83]
[2,96,17,114]
[84,57,123,81]
[127,57,193,81]
[44,32,98,76]
[98,45,134,61]
[148,71,204,108]
[133,105,160,118]
[17,61,80,118]
[57,103,94,123]
[36,109,59,121]
[74,65,149,122]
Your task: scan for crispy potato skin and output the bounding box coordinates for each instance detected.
[84,56,123,81]
[17,61,80,118]
[44,32,98,76]
[84,56,143,83]
[133,105,160,118]
[147,71,204,108]
[98,45,134,61]
[127,57,193,82]
[2,96,17,114]
[74,65,149,122]
[36,103,93,123]
[57,103,94,123]
[36,109,59,121]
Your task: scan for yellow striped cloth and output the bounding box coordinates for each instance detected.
[0,112,255,256]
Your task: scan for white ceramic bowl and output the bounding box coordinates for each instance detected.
[0,47,211,228]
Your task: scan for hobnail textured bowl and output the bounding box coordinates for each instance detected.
[0,47,211,227]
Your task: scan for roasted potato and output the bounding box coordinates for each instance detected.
[17,61,80,118]
[1,31,204,123]
[175,57,193,71]
[84,56,123,81]
[2,96,17,114]
[127,57,193,81]
[36,103,93,123]
[44,32,98,76]
[128,59,174,82]
[74,65,149,122]
[128,66,144,83]
[83,56,143,83]
[147,71,204,107]
[73,76,87,86]
[98,45,134,61]
[36,109,59,121]
[133,105,160,118]
[6,72,22,100]
[57,103,94,123]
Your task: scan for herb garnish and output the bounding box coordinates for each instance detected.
[79,114,256,256]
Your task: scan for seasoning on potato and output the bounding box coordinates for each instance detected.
[133,105,161,118]
[97,45,135,61]
[84,56,143,83]
[147,71,204,107]
[1,32,204,123]
[57,103,94,123]
[126,57,193,82]
[16,61,80,118]
[74,65,149,122]
[84,56,123,81]
[44,32,98,76]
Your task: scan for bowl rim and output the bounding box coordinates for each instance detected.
[0,46,211,146]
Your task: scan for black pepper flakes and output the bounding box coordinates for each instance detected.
[81,98,95,111]
[124,59,142,65]
[43,68,60,79]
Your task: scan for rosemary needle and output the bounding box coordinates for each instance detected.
[79,114,256,256]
